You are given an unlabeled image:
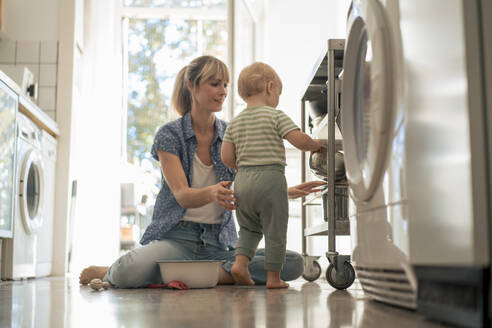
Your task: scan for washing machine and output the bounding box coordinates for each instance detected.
[342,0,415,309]
[1,112,44,280]
[401,1,491,326]
[36,130,57,277]
[0,78,17,240]
[342,0,491,326]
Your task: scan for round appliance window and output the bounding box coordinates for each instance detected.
[26,163,41,219]
[354,29,372,166]
[19,149,44,234]
[341,0,395,201]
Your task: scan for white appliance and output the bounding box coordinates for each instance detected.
[342,0,415,309]
[2,112,44,280]
[36,130,57,277]
[402,1,491,327]
[342,0,491,326]
[0,78,17,239]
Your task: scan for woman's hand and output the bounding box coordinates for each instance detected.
[288,181,326,199]
[158,150,236,209]
[210,181,237,210]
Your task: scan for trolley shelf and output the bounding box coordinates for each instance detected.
[304,220,350,237]
[302,181,349,206]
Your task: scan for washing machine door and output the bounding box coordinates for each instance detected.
[342,0,395,201]
[19,148,44,234]
[0,80,17,238]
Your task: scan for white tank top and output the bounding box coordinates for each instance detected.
[182,154,223,224]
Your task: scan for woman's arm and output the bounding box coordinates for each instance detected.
[157,150,237,210]
[287,181,326,199]
[221,140,237,170]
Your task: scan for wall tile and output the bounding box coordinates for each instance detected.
[38,86,56,111]
[16,41,40,64]
[0,64,23,85]
[0,64,39,90]
[40,41,58,64]
[39,64,57,87]
[0,40,16,64]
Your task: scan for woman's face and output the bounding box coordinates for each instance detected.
[191,77,228,113]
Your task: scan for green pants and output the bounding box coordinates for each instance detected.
[234,165,289,271]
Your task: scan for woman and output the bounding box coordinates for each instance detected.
[80,56,325,288]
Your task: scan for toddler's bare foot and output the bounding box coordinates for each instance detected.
[231,263,255,286]
[266,280,289,289]
[266,270,288,289]
[79,266,109,285]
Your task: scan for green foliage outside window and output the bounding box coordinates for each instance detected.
[126,14,226,166]
[127,18,197,164]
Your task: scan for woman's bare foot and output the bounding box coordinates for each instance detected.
[231,255,254,286]
[218,268,235,285]
[79,266,109,285]
[266,270,289,289]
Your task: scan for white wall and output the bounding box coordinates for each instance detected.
[67,0,122,273]
[3,0,60,40]
[1,0,60,117]
[263,0,350,125]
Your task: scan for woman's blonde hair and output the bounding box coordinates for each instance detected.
[237,62,281,100]
[171,56,230,116]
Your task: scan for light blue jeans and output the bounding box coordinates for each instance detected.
[104,221,304,288]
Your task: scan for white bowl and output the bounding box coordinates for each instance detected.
[157,260,223,289]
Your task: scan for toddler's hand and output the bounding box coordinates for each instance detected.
[311,140,324,153]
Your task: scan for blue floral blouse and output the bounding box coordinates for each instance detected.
[140,112,237,249]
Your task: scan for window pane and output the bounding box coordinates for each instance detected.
[123,0,226,10]
[127,18,198,164]
[202,20,227,64]
[233,0,254,115]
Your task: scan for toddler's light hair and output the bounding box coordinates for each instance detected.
[238,62,281,100]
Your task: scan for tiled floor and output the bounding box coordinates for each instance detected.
[0,276,452,328]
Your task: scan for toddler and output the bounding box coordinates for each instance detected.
[221,62,322,288]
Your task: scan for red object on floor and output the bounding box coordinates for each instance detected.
[147,281,189,290]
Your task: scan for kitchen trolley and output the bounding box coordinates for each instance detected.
[300,39,355,289]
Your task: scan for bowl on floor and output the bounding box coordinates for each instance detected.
[157,260,224,289]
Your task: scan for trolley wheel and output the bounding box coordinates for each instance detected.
[302,260,322,282]
[326,262,355,290]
